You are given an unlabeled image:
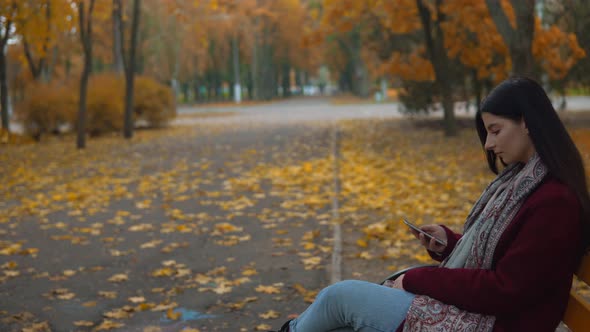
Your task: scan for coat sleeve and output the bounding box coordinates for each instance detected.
[403,189,582,316]
[427,225,462,262]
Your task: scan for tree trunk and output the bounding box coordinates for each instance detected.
[417,0,457,136]
[46,45,59,82]
[40,0,51,82]
[351,29,369,98]
[77,0,96,149]
[23,40,43,80]
[124,0,140,139]
[0,14,13,132]
[485,0,536,78]
[21,0,53,82]
[472,70,483,113]
[232,34,241,103]
[78,61,90,149]
[261,41,274,100]
[282,61,291,97]
[112,0,124,73]
[0,49,8,131]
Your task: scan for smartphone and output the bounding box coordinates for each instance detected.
[403,218,447,246]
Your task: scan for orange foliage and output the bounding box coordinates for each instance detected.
[134,76,176,127]
[83,74,125,136]
[377,0,422,34]
[319,0,584,85]
[16,74,174,138]
[533,19,587,80]
[440,0,511,83]
[16,81,76,137]
[385,49,435,82]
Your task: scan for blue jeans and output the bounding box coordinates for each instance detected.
[289,280,415,332]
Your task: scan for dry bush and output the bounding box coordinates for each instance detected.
[134,76,176,127]
[16,74,175,139]
[15,82,76,140]
[83,74,125,136]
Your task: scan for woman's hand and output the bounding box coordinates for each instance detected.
[410,224,447,253]
[383,275,405,290]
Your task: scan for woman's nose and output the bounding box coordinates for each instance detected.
[485,136,494,150]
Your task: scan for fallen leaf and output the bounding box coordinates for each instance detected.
[259,310,280,319]
[108,273,128,283]
[166,308,181,320]
[255,285,281,294]
[94,319,124,331]
[129,296,146,303]
[98,291,117,299]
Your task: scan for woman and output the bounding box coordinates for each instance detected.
[270,76,590,332]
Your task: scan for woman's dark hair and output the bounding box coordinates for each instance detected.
[475,76,590,251]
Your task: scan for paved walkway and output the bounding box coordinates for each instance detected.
[2,97,582,331]
[1,122,336,331]
[174,95,590,126]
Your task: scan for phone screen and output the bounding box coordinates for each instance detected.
[403,218,447,246]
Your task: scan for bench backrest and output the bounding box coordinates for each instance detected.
[563,252,590,331]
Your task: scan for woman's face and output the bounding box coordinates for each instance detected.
[481,112,536,164]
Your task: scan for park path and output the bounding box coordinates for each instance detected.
[174,95,590,126]
[1,117,339,331]
[2,97,583,331]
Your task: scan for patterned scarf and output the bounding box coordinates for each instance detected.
[403,154,548,331]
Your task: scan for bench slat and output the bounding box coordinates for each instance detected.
[576,252,590,285]
[564,291,590,332]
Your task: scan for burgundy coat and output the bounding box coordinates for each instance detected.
[396,177,583,332]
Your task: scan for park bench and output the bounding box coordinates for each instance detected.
[381,252,590,331]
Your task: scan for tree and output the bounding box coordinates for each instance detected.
[112,0,124,73]
[319,0,373,97]
[16,1,76,83]
[121,0,141,139]
[76,0,96,149]
[551,0,590,88]
[0,0,17,132]
[485,0,536,77]
[416,0,457,136]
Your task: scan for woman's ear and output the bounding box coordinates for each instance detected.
[520,118,529,134]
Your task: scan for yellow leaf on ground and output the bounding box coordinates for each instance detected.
[129,296,146,303]
[242,268,258,276]
[94,319,124,331]
[98,291,117,299]
[356,239,368,248]
[151,302,178,311]
[166,308,181,320]
[108,273,128,283]
[63,269,77,277]
[152,268,174,277]
[259,310,280,319]
[255,285,281,294]
[104,308,132,319]
[142,327,162,332]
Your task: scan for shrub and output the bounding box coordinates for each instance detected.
[0,128,34,145]
[398,80,437,115]
[134,76,175,127]
[16,82,76,140]
[83,74,125,136]
[16,74,175,139]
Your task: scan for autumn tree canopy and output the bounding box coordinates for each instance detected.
[1,0,588,136]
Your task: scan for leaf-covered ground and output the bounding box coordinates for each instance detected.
[1,117,590,331]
